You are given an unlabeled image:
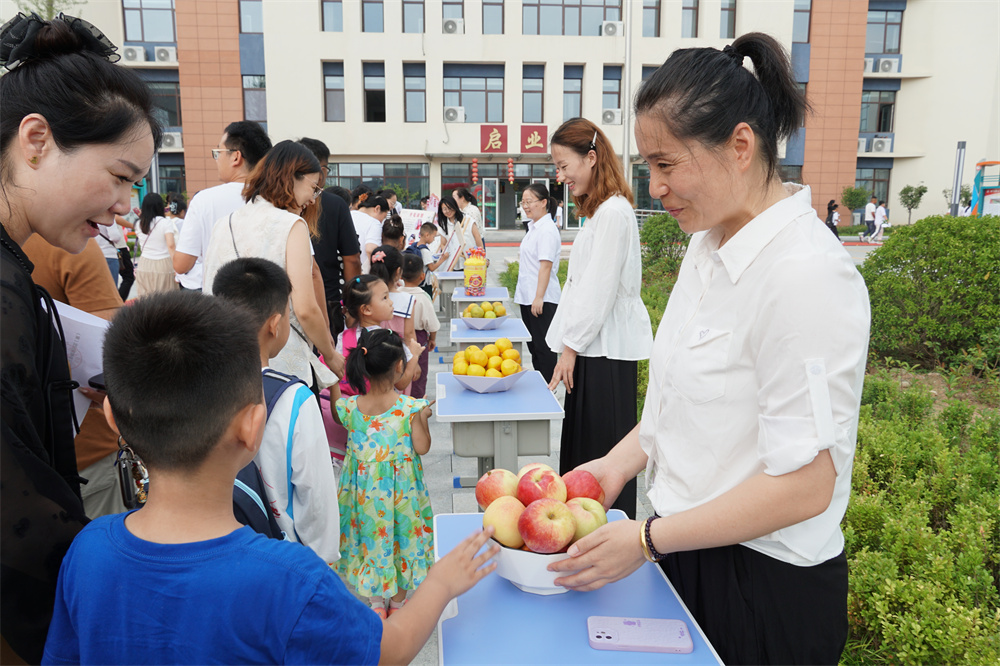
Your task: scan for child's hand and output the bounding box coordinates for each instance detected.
[428,526,499,600]
[408,338,424,358]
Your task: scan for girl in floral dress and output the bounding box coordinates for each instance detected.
[335,327,435,619]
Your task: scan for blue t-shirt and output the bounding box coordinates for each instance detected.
[43,512,382,665]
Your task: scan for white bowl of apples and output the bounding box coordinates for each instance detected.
[476,463,608,595]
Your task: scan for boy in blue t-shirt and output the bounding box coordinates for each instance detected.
[42,291,499,666]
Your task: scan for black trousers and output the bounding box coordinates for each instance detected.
[519,302,558,384]
[660,545,848,665]
[558,355,638,518]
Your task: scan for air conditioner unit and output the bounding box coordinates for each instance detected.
[863,57,875,73]
[878,58,899,74]
[871,137,893,153]
[601,21,623,37]
[122,45,146,63]
[443,18,464,34]
[443,106,465,123]
[155,46,177,63]
[160,131,183,151]
[602,109,622,125]
[858,138,868,153]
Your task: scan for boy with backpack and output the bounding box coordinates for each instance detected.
[399,254,440,399]
[212,258,340,563]
[43,290,499,664]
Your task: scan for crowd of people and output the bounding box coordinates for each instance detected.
[2,12,869,666]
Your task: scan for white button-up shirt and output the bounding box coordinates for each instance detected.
[545,195,653,360]
[514,213,562,306]
[641,184,870,566]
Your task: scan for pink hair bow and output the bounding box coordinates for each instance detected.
[372,251,386,262]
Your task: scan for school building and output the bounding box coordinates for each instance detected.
[29,0,999,228]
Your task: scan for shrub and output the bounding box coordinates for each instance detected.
[640,212,689,273]
[842,185,872,212]
[860,214,1000,368]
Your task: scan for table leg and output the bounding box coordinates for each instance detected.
[493,420,519,474]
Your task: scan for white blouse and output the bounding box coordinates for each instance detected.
[514,214,561,306]
[545,195,652,360]
[135,216,176,261]
[640,184,870,566]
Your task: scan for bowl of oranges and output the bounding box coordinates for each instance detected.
[461,301,508,330]
[451,339,525,393]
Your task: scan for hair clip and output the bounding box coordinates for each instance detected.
[1,12,120,71]
[358,193,369,202]
[372,251,386,263]
[354,276,362,283]
[360,346,367,355]
[588,131,598,151]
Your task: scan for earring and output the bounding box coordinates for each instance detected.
[29,156,38,164]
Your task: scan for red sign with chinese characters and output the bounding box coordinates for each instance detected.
[480,125,507,153]
[520,126,548,153]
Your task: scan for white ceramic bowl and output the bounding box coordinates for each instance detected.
[460,315,509,330]
[451,370,527,394]
[493,541,573,595]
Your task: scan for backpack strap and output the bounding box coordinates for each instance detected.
[233,461,284,540]
[262,368,307,417]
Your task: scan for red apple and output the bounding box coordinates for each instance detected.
[517,499,577,554]
[475,469,519,510]
[482,495,526,549]
[515,462,553,482]
[562,469,606,504]
[516,468,567,506]
[566,497,608,542]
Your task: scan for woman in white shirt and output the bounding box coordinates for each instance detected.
[548,35,870,666]
[440,195,481,269]
[546,118,653,520]
[350,187,388,273]
[203,140,342,384]
[134,193,178,297]
[453,187,484,243]
[515,183,562,382]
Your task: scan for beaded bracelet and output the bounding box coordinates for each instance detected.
[638,522,655,562]
[643,516,666,562]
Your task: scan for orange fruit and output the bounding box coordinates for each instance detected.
[469,350,489,367]
[480,301,494,312]
[500,359,520,376]
[453,361,469,375]
[487,356,503,371]
[502,348,520,362]
[495,305,506,317]
[485,368,503,378]
[483,344,500,358]
[467,364,486,377]
[464,345,480,362]
[453,353,466,365]
[495,338,512,354]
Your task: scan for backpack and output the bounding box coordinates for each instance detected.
[403,241,427,257]
[231,369,308,540]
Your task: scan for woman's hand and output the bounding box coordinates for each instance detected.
[548,346,577,392]
[574,458,630,512]
[324,347,345,378]
[531,296,544,317]
[548,519,646,592]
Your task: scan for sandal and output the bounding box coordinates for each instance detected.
[387,599,407,617]
[371,606,387,620]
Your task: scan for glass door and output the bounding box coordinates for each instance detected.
[482,177,499,230]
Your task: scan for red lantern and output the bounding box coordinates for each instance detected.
[507,157,514,184]
[471,157,478,184]
[555,168,562,184]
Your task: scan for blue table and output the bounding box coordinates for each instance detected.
[434,512,722,666]
[449,317,531,357]
[436,370,562,484]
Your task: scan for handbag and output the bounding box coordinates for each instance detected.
[115,436,148,509]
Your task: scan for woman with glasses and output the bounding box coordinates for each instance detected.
[203,140,343,385]
[514,183,562,383]
[545,118,653,520]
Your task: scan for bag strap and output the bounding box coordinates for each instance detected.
[228,214,238,257]
[262,368,307,417]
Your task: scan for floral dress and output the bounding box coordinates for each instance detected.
[335,394,433,598]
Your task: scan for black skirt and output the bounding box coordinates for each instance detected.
[558,355,638,518]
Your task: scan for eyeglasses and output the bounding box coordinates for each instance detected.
[520,198,539,206]
[211,148,237,160]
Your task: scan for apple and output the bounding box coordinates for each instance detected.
[566,497,608,542]
[562,469,606,505]
[516,462,553,482]
[517,499,577,554]
[482,495,526,549]
[475,469,518,510]
[516,468,567,506]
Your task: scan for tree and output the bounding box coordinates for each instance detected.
[941,184,972,209]
[898,184,927,224]
[841,186,871,214]
[14,0,87,19]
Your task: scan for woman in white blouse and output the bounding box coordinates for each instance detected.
[515,183,562,382]
[134,193,178,297]
[453,187,484,243]
[546,118,653,519]
[549,35,870,666]
[350,187,388,273]
[440,195,481,269]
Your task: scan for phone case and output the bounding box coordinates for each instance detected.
[587,616,694,654]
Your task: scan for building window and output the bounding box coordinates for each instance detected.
[403,0,424,33]
[866,10,902,54]
[603,65,621,110]
[563,66,583,120]
[483,0,503,34]
[720,0,736,39]
[856,167,891,204]
[147,82,182,127]
[243,75,266,123]
[681,0,698,38]
[158,164,185,195]
[522,65,544,123]
[364,62,386,122]
[642,0,659,37]
[323,62,345,122]
[322,1,343,31]
[443,64,504,123]
[632,164,664,212]
[641,65,658,81]
[327,163,429,206]
[522,0,621,37]
[778,164,803,183]
[123,0,176,43]
[792,0,810,43]
[860,91,895,133]
[363,0,383,32]
[239,0,262,33]
[404,63,426,123]
[443,0,463,20]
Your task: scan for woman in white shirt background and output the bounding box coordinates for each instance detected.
[548,34,870,666]
[515,183,562,383]
[453,187,484,244]
[134,192,178,297]
[546,118,653,520]
[350,187,388,273]
[441,195,482,269]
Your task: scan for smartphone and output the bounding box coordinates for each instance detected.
[88,373,106,391]
[587,616,694,654]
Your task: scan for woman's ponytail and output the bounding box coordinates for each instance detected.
[730,32,808,145]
